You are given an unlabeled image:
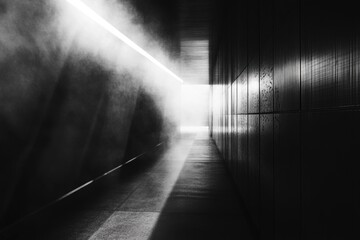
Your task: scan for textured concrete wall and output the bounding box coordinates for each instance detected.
[0,0,180,229]
[210,0,360,239]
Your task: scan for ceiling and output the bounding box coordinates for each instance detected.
[126,0,215,84]
[178,0,215,84]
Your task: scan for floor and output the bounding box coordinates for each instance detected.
[12,128,254,239]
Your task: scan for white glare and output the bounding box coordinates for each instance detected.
[181,84,209,127]
[66,0,183,83]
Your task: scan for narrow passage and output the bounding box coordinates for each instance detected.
[27,129,254,240]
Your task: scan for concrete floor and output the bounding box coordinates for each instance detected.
[16,129,254,239]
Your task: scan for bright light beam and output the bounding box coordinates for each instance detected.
[66,0,183,83]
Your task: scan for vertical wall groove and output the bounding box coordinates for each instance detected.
[209,0,360,239]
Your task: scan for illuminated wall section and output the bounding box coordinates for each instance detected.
[209,0,360,239]
[0,0,181,229]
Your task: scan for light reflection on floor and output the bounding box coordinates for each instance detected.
[31,126,252,239]
[88,129,200,239]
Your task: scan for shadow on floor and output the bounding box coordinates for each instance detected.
[2,132,256,240]
[148,138,255,240]
[0,146,166,240]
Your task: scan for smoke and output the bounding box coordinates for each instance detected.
[1,0,182,134]
[0,0,182,223]
[54,0,182,129]
[54,0,180,78]
[0,0,63,133]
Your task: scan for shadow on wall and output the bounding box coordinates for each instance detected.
[0,19,176,235]
[125,87,165,159]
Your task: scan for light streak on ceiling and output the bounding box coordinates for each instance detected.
[66,0,184,83]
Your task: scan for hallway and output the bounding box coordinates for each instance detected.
[13,129,253,239]
[2,0,360,238]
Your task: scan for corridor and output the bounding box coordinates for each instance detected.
[1,0,360,239]
[7,129,253,239]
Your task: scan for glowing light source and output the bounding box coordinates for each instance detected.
[66,0,183,83]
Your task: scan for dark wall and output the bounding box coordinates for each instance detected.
[124,0,180,58]
[0,0,180,229]
[0,50,176,230]
[210,0,360,239]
